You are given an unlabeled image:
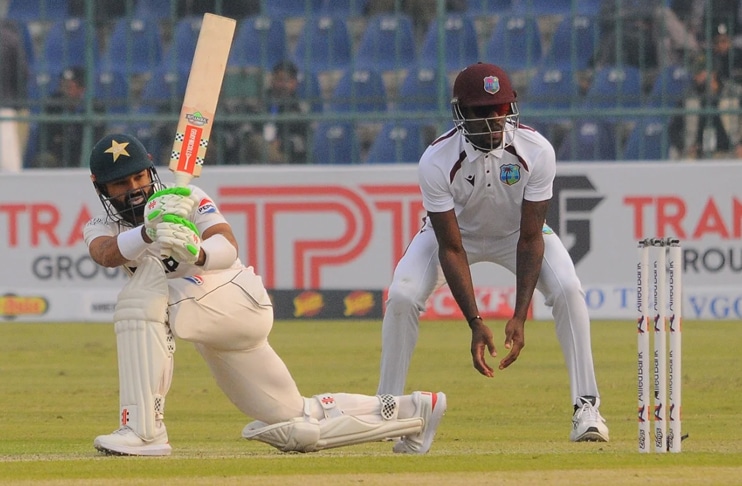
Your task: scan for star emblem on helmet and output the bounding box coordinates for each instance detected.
[104,140,130,162]
[484,76,500,95]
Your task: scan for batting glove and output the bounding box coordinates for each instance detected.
[144,187,195,238]
[156,214,201,265]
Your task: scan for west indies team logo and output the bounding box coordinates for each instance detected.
[484,76,500,94]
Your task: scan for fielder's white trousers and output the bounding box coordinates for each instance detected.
[377,227,600,407]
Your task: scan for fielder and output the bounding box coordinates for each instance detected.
[84,133,446,456]
[376,63,609,442]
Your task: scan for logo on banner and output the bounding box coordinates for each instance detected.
[547,175,604,265]
[0,294,48,319]
[343,291,375,316]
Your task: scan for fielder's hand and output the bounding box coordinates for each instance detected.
[156,214,201,264]
[144,187,195,239]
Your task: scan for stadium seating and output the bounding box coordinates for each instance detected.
[541,14,598,71]
[26,67,60,113]
[623,117,671,160]
[93,70,129,114]
[166,16,202,71]
[329,68,387,113]
[396,66,450,111]
[6,0,69,22]
[102,17,164,76]
[39,18,98,74]
[318,0,368,17]
[510,0,598,16]
[557,119,618,161]
[365,120,429,163]
[292,15,352,73]
[311,121,358,164]
[483,14,543,71]
[418,14,479,72]
[264,0,323,18]
[298,70,323,113]
[354,14,416,71]
[582,65,643,123]
[465,0,514,15]
[648,64,691,107]
[134,0,173,21]
[139,63,189,111]
[229,15,287,70]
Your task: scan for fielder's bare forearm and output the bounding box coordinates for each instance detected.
[438,246,480,322]
[513,233,544,321]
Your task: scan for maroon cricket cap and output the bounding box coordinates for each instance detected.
[452,62,517,107]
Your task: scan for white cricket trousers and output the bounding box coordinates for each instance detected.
[166,266,395,425]
[377,227,600,407]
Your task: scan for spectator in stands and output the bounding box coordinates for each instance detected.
[685,55,734,158]
[0,19,29,172]
[593,0,700,73]
[32,67,105,168]
[239,60,310,164]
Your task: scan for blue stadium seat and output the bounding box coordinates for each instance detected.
[623,117,671,160]
[511,0,576,16]
[557,120,618,161]
[396,66,450,111]
[541,14,598,71]
[167,16,202,71]
[229,15,287,70]
[103,17,164,76]
[298,70,323,113]
[292,16,352,72]
[525,65,577,111]
[648,65,691,107]
[465,0,513,15]
[93,70,129,114]
[139,64,189,110]
[318,0,368,17]
[264,0,323,18]
[419,14,479,72]
[26,67,61,113]
[583,65,643,122]
[366,120,429,163]
[6,0,69,22]
[329,68,387,113]
[355,14,416,71]
[134,0,174,21]
[311,121,358,164]
[39,18,98,74]
[484,15,543,71]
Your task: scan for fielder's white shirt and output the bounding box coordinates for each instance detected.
[83,183,242,278]
[418,124,556,239]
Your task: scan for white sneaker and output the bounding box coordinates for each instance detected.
[94,423,172,456]
[570,397,609,442]
[393,391,447,454]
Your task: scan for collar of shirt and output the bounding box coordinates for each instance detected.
[463,139,505,163]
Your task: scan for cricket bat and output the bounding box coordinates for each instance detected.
[169,13,236,187]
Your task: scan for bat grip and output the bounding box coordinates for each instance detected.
[173,171,194,188]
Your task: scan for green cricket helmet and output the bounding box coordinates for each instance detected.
[89,133,163,226]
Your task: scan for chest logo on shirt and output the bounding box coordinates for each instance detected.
[465,174,475,186]
[183,275,204,285]
[197,198,217,214]
[500,164,521,186]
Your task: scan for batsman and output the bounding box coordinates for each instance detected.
[84,133,446,456]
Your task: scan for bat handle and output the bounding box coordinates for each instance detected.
[173,171,194,188]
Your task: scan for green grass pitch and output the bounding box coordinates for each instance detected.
[1,319,741,485]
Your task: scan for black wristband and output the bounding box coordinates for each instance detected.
[467,315,482,326]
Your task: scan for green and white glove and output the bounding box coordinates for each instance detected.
[144,187,195,240]
[156,214,201,264]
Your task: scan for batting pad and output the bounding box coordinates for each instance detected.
[113,256,174,440]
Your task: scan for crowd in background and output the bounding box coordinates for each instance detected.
[1,0,742,168]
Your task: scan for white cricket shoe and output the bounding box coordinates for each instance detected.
[570,397,609,442]
[94,423,172,456]
[393,391,447,454]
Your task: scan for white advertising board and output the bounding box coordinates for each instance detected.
[1,161,741,321]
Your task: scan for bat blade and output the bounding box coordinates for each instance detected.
[169,13,236,186]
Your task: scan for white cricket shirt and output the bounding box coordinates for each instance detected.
[418,124,556,239]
